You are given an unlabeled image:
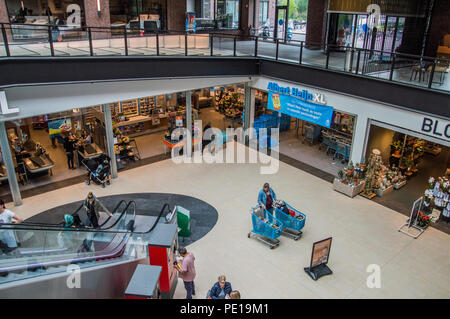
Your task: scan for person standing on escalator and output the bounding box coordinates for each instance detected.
[83,192,112,228]
[0,199,23,254]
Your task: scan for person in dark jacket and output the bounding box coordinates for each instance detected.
[64,133,76,169]
[207,275,232,299]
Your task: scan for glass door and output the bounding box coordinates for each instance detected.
[274,6,287,42]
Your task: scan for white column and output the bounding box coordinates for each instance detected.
[0,121,22,206]
[103,104,118,179]
[186,90,192,157]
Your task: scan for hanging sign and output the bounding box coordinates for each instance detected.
[267,92,334,128]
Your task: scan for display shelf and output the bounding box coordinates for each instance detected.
[121,100,138,117]
[139,97,157,117]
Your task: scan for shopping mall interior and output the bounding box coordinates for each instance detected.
[0,0,448,302]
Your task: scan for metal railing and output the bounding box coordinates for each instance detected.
[0,22,449,92]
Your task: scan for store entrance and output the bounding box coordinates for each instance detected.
[365,124,450,230]
[0,106,107,197]
[194,84,244,132]
[253,90,355,176]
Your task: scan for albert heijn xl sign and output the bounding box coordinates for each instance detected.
[267,82,327,105]
[421,117,450,142]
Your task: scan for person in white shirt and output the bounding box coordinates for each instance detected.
[0,199,23,254]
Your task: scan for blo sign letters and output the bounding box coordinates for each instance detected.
[0,91,19,115]
[421,117,450,140]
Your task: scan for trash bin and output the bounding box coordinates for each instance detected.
[176,206,191,237]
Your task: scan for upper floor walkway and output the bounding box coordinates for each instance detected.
[0,24,449,119]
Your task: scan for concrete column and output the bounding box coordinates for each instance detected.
[249,89,255,130]
[186,91,192,157]
[305,0,328,49]
[244,83,252,130]
[0,121,21,206]
[396,17,427,56]
[103,104,117,179]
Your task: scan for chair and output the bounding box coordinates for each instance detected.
[410,64,427,82]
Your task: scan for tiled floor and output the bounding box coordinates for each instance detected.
[10,142,450,299]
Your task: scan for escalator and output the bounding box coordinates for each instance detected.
[0,202,172,287]
[18,199,129,230]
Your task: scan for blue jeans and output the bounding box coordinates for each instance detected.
[184,281,195,299]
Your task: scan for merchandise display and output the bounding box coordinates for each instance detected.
[361,149,407,199]
[423,176,450,223]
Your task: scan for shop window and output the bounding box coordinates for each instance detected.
[216,0,239,30]
[6,0,85,25]
[109,0,167,31]
[6,0,85,39]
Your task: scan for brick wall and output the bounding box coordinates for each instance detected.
[305,0,328,49]
[167,0,186,31]
[425,0,450,57]
[84,0,111,38]
[0,0,9,23]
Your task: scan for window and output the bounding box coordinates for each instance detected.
[193,0,240,31]
[259,0,269,24]
[216,0,239,29]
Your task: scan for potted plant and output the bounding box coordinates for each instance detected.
[337,170,344,181]
[391,140,402,156]
[406,158,414,171]
[416,211,431,228]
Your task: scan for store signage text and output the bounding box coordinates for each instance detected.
[267,82,326,105]
[421,117,450,140]
[0,91,19,115]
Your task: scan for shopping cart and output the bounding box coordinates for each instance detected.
[303,124,321,145]
[248,205,283,249]
[274,201,306,240]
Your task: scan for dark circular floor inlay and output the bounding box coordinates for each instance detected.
[27,193,219,246]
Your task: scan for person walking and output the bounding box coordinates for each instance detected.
[175,246,196,299]
[258,182,277,215]
[0,199,23,254]
[64,133,76,169]
[83,192,112,228]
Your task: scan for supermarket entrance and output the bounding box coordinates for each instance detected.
[252,89,355,176]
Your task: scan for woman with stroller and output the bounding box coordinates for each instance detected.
[83,192,112,228]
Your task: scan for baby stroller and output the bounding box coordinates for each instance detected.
[82,155,111,188]
[273,200,306,240]
[248,205,283,249]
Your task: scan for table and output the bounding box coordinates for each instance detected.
[78,143,104,161]
[163,137,201,155]
[23,155,54,176]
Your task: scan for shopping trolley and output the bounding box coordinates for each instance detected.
[248,205,283,249]
[303,124,321,145]
[273,200,306,240]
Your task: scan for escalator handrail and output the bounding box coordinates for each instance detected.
[0,199,129,230]
[0,203,172,277]
[0,202,171,235]
[99,200,128,228]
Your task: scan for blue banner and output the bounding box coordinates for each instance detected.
[267,92,333,128]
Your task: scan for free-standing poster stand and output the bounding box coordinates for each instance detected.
[304,237,333,281]
[398,197,425,239]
